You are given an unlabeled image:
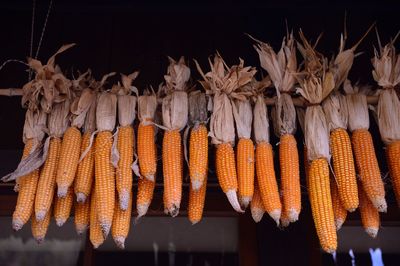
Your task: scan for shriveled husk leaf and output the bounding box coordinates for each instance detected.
[23,109,47,144]
[48,100,70,138]
[232,98,252,139]
[376,89,400,144]
[70,88,96,128]
[138,90,157,126]
[96,92,117,132]
[253,95,270,143]
[188,90,208,126]
[164,57,191,93]
[83,94,97,133]
[372,42,400,88]
[344,81,370,132]
[209,93,235,145]
[118,95,137,127]
[304,106,330,161]
[322,92,348,132]
[272,93,296,136]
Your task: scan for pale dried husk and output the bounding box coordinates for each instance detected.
[344,81,370,132]
[162,91,188,131]
[164,57,191,93]
[188,90,207,126]
[272,94,296,136]
[253,95,270,143]
[118,95,137,127]
[372,43,400,89]
[232,98,252,139]
[138,93,157,126]
[23,109,47,144]
[48,100,70,138]
[209,93,235,145]
[376,89,400,144]
[83,96,97,133]
[96,92,117,132]
[322,92,348,132]
[70,88,96,128]
[296,108,306,135]
[305,106,331,161]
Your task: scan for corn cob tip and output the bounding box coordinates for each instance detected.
[119,190,130,211]
[57,186,69,198]
[76,224,88,235]
[372,198,387,213]
[365,227,379,238]
[240,196,252,209]
[268,209,281,226]
[76,193,87,203]
[100,222,111,238]
[280,218,290,228]
[92,243,101,249]
[287,208,299,223]
[35,211,47,222]
[190,219,201,225]
[164,205,180,217]
[322,247,336,254]
[56,218,67,227]
[347,208,356,213]
[114,236,126,249]
[335,218,345,231]
[12,219,23,231]
[191,180,203,191]
[226,190,244,213]
[35,237,45,245]
[251,207,264,223]
[137,203,150,218]
[144,174,155,182]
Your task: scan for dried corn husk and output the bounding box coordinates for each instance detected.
[253,95,270,144]
[232,98,252,139]
[70,88,97,129]
[188,90,208,127]
[343,80,370,131]
[96,92,117,132]
[138,89,158,125]
[322,92,348,132]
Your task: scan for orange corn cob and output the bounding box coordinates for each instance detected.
[35,137,61,221]
[137,177,155,218]
[308,158,337,254]
[112,192,132,249]
[162,130,182,217]
[188,176,207,225]
[250,181,265,223]
[304,145,310,188]
[138,123,157,181]
[31,208,51,244]
[54,186,73,227]
[216,143,241,212]
[386,140,400,206]
[280,134,301,222]
[352,129,386,212]
[57,126,82,197]
[189,124,208,190]
[12,139,39,231]
[75,198,90,235]
[280,194,290,228]
[255,142,281,225]
[116,125,134,210]
[330,128,358,211]
[359,183,380,238]
[75,131,94,203]
[94,131,115,237]
[237,138,255,208]
[330,178,347,230]
[90,188,104,249]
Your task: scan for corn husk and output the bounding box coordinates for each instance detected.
[83,95,97,134]
[70,88,97,129]
[344,80,370,131]
[188,90,208,127]
[322,92,348,132]
[138,90,158,125]
[232,98,252,139]
[253,95,270,143]
[48,100,71,138]
[96,92,117,132]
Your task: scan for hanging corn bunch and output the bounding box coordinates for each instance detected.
[371,39,400,207]
[187,90,208,224]
[195,55,256,212]
[251,33,301,223]
[111,72,139,210]
[344,81,387,212]
[161,57,190,217]
[296,31,337,253]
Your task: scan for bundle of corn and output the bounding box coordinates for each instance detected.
[187,90,208,224]
[252,78,282,225]
[358,181,380,238]
[296,31,337,253]
[35,100,70,221]
[251,33,301,223]
[344,81,386,212]
[195,55,256,212]
[371,39,400,207]
[111,72,139,210]
[57,73,96,198]
[95,90,117,236]
[161,57,190,217]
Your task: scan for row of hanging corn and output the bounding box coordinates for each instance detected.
[4,26,400,253]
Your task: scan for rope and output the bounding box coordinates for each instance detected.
[34,0,54,60]
[28,0,36,81]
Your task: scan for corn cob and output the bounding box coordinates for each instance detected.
[386,140,400,206]
[31,208,51,244]
[137,177,155,218]
[330,128,358,211]
[188,175,207,225]
[189,124,208,190]
[352,129,386,212]
[162,130,183,217]
[308,158,337,253]
[280,194,290,228]
[250,181,265,223]
[112,192,132,249]
[255,142,281,225]
[74,131,94,203]
[56,126,82,197]
[280,134,301,222]
[12,139,40,231]
[330,178,347,230]
[75,198,90,235]
[237,138,255,208]
[359,182,380,238]
[35,137,61,221]
[138,123,157,181]
[90,188,104,249]
[116,125,134,210]
[54,185,74,227]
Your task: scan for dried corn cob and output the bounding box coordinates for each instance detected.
[387,141,400,206]
[112,192,132,249]
[31,208,51,244]
[137,177,155,218]
[54,186,74,227]
[75,131,94,203]
[359,182,380,238]
[188,175,207,225]
[330,177,347,230]
[75,198,90,235]
[250,181,265,223]
[90,188,104,249]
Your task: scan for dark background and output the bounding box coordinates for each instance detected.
[0,1,399,265]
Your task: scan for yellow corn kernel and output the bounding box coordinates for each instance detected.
[189,124,208,190]
[137,177,155,218]
[138,123,157,181]
[386,140,400,207]
[54,186,73,227]
[74,131,94,203]
[250,180,265,223]
[90,188,104,249]
[330,177,347,230]
[188,176,207,224]
[74,198,90,235]
[112,192,132,249]
[359,183,380,238]
[31,208,51,244]
[237,138,255,208]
